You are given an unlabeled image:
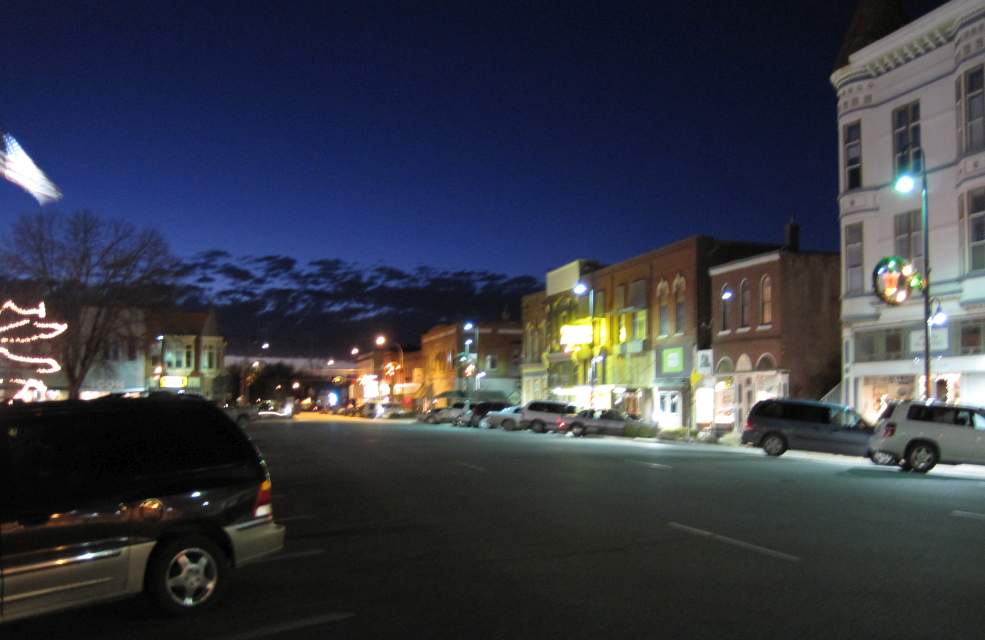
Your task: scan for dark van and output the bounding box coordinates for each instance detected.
[0,396,284,623]
[741,398,872,457]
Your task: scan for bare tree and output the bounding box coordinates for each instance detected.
[1,210,174,399]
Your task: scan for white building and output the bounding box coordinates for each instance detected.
[832,0,985,420]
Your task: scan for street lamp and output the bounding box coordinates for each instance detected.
[350,347,359,356]
[573,282,597,405]
[894,160,932,399]
[374,335,405,396]
[261,342,270,350]
[462,322,480,394]
[327,359,335,366]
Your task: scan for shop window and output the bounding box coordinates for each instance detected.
[884,330,903,360]
[739,280,750,328]
[760,276,772,325]
[961,321,983,355]
[843,121,862,190]
[628,279,647,309]
[634,310,648,340]
[968,187,985,271]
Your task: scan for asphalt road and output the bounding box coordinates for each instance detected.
[8,414,985,639]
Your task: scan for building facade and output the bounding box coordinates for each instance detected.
[421,321,523,406]
[832,0,985,420]
[146,309,227,400]
[708,243,841,430]
[522,237,775,427]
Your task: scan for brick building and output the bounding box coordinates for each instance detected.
[522,236,775,427]
[421,321,523,406]
[707,232,841,430]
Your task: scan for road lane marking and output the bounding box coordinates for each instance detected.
[277,515,314,522]
[250,548,325,565]
[951,510,985,521]
[667,522,800,563]
[625,459,672,470]
[219,612,355,640]
[451,461,486,472]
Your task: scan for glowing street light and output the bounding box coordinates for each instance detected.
[721,288,733,301]
[572,282,588,296]
[261,342,270,350]
[350,347,359,356]
[292,381,301,390]
[464,322,474,331]
[375,335,386,346]
[327,359,335,366]
[894,174,916,194]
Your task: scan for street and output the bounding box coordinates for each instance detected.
[8,414,985,639]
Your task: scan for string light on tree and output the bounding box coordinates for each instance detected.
[0,300,68,400]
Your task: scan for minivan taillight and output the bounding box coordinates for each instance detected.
[883,422,896,438]
[743,418,754,432]
[253,478,273,519]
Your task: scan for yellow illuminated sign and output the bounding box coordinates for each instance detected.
[159,376,188,388]
[560,324,592,347]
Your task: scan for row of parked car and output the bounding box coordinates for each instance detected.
[425,396,985,475]
[742,397,985,473]
[422,400,653,436]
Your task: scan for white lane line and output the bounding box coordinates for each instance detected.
[951,510,985,521]
[667,522,800,563]
[625,459,673,470]
[250,548,325,565]
[219,612,355,640]
[451,461,486,473]
[277,515,314,522]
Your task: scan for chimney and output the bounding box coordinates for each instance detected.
[785,221,800,252]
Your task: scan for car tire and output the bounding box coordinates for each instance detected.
[502,419,516,431]
[869,451,897,466]
[571,423,585,437]
[761,433,787,457]
[426,415,437,424]
[236,415,249,429]
[146,534,227,616]
[905,441,938,473]
[531,420,546,433]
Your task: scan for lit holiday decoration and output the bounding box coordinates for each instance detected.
[0,133,62,204]
[872,256,924,306]
[0,300,68,400]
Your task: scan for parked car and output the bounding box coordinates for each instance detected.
[222,401,259,428]
[0,395,285,623]
[516,400,578,433]
[453,409,473,426]
[741,398,873,457]
[376,402,413,419]
[465,401,512,427]
[557,409,652,437]
[432,401,471,424]
[481,405,524,429]
[869,400,985,472]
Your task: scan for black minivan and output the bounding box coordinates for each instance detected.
[0,396,285,624]
[741,398,872,457]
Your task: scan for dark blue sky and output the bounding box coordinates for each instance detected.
[0,1,943,276]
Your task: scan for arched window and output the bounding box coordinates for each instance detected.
[739,279,750,328]
[720,284,731,331]
[716,357,734,374]
[657,281,670,336]
[673,277,686,334]
[756,353,777,371]
[760,276,773,325]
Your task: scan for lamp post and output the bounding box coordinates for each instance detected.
[573,282,596,407]
[894,161,931,399]
[375,335,404,398]
[464,322,479,394]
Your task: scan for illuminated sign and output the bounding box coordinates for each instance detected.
[662,347,684,373]
[560,323,592,347]
[872,256,924,306]
[159,376,188,388]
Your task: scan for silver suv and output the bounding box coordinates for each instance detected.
[518,401,577,433]
[870,400,985,473]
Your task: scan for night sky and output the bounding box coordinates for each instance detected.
[1,1,945,277]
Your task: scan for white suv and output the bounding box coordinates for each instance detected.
[869,400,985,472]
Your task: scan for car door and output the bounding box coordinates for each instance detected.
[1,411,132,622]
[971,411,985,464]
[824,407,872,456]
[943,408,981,464]
[598,410,625,436]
